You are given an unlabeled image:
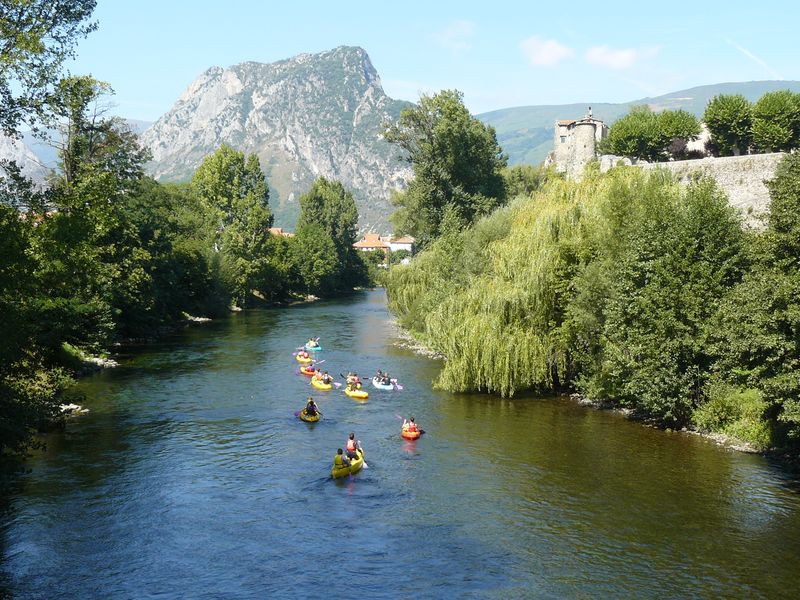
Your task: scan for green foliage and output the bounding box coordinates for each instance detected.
[751,90,800,152]
[0,0,97,134]
[191,145,274,305]
[295,177,365,293]
[692,384,771,450]
[602,105,700,161]
[707,155,800,445]
[502,164,549,199]
[703,94,752,156]
[387,168,748,428]
[385,90,507,247]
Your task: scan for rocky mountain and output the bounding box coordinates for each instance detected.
[0,133,48,184]
[478,80,800,166]
[140,46,411,231]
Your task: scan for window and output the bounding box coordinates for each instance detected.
[560,136,566,143]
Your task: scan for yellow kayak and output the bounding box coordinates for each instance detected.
[344,387,369,399]
[331,448,365,478]
[296,354,312,364]
[311,378,333,391]
[298,408,321,422]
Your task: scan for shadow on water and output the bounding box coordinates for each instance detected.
[2,290,800,598]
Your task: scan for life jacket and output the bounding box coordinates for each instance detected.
[406,422,418,432]
[346,439,357,452]
[334,454,344,467]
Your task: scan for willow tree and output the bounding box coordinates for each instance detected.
[385,89,507,248]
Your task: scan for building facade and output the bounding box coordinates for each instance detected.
[548,108,608,179]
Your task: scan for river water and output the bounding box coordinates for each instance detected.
[2,290,800,598]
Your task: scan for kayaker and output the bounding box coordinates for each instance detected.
[352,372,361,387]
[307,338,319,348]
[346,380,358,392]
[298,349,310,360]
[334,448,350,468]
[305,397,319,416]
[381,372,391,385]
[345,433,360,459]
[321,371,333,385]
[346,372,355,386]
[403,416,418,432]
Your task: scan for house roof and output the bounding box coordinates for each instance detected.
[353,233,388,248]
[390,235,415,244]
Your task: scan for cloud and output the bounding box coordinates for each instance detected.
[585,45,659,69]
[520,36,574,67]
[432,20,476,54]
[724,38,783,80]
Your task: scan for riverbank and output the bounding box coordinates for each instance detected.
[391,323,771,456]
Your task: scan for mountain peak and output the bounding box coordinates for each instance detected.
[141,46,410,231]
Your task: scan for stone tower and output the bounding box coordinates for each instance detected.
[548,108,608,179]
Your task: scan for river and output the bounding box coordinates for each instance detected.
[2,290,800,598]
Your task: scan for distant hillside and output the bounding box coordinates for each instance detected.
[478,80,800,166]
[140,46,411,231]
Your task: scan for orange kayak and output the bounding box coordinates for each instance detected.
[401,428,421,440]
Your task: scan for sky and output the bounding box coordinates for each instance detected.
[65,0,800,122]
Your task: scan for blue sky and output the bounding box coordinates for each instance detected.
[66,0,800,121]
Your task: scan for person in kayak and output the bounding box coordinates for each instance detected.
[352,372,361,387]
[381,372,391,385]
[403,416,419,433]
[346,379,358,392]
[345,433,360,459]
[334,448,350,468]
[305,397,319,416]
[307,338,319,348]
[298,349,311,360]
[321,371,333,385]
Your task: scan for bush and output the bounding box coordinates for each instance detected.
[693,383,771,449]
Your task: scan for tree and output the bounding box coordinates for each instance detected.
[191,146,274,305]
[385,90,507,247]
[703,94,752,156]
[295,177,364,291]
[502,164,548,199]
[0,0,97,135]
[602,105,700,161]
[751,90,800,152]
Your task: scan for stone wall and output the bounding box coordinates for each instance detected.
[600,152,786,224]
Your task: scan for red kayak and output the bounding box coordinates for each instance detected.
[300,365,316,377]
[401,427,421,440]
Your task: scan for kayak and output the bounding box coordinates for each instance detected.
[295,354,312,363]
[311,378,333,391]
[331,448,365,479]
[299,408,321,423]
[372,377,394,390]
[299,365,316,377]
[305,343,322,352]
[345,387,369,399]
[401,427,421,440]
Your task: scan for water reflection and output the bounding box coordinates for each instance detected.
[2,291,800,598]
